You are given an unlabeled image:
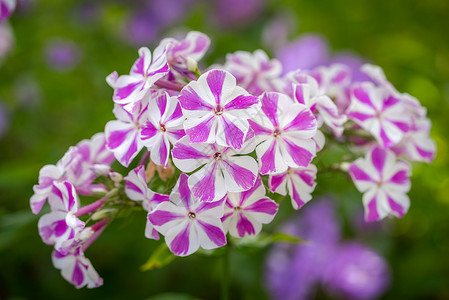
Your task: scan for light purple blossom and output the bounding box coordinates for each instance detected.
[248,92,317,175]
[0,0,16,22]
[224,50,282,95]
[148,173,226,256]
[0,23,13,60]
[212,0,263,28]
[222,177,278,238]
[105,103,148,167]
[322,243,391,300]
[52,247,103,289]
[348,145,411,221]
[140,91,185,167]
[124,166,169,240]
[172,134,258,202]
[44,39,81,72]
[178,69,260,149]
[108,46,169,112]
[268,165,317,210]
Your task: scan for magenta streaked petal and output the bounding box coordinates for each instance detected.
[248,119,272,135]
[184,114,216,144]
[221,156,257,192]
[236,213,256,237]
[365,196,380,222]
[148,210,185,226]
[197,219,227,248]
[259,92,280,127]
[179,85,214,112]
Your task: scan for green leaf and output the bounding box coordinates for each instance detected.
[140,243,176,271]
[232,232,305,250]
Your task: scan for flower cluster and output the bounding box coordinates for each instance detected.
[30,31,435,288]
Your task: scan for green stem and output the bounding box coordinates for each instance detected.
[221,243,231,300]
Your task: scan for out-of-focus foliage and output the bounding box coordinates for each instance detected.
[0,0,448,299]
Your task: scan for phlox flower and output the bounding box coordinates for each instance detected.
[38,181,85,253]
[248,92,317,175]
[148,173,226,256]
[222,177,278,238]
[347,81,410,148]
[289,72,347,137]
[172,133,258,202]
[108,46,169,112]
[348,145,411,221]
[178,69,260,149]
[224,50,282,95]
[105,103,148,167]
[140,91,185,167]
[124,166,169,239]
[391,117,436,163]
[155,31,210,69]
[0,0,15,22]
[268,164,317,210]
[52,247,103,289]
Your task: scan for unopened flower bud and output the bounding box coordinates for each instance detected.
[187,57,200,74]
[92,164,111,176]
[109,171,123,183]
[91,208,117,221]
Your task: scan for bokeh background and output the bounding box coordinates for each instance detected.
[1,0,448,299]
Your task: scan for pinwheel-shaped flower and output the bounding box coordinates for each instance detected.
[140,91,185,167]
[105,103,148,167]
[0,0,16,22]
[348,145,411,221]
[155,31,210,69]
[269,164,317,210]
[178,69,260,150]
[172,134,258,202]
[124,166,169,240]
[222,177,278,238]
[290,72,347,137]
[108,46,169,112]
[52,247,103,289]
[148,174,227,256]
[224,50,282,95]
[347,82,410,149]
[38,181,85,253]
[249,92,317,175]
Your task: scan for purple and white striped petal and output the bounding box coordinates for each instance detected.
[105,104,148,167]
[178,69,260,149]
[52,248,103,289]
[0,0,16,22]
[250,92,317,175]
[172,135,258,202]
[155,31,210,68]
[148,174,226,256]
[348,146,411,221]
[30,164,65,214]
[347,82,410,148]
[224,50,282,95]
[269,165,317,210]
[109,47,169,112]
[222,177,279,237]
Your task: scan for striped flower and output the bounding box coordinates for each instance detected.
[0,0,16,22]
[268,164,317,210]
[222,177,278,238]
[249,92,317,175]
[348,145,411,221]
[108,47,169,112]
[178,69,260,150]
[148,174,226,256]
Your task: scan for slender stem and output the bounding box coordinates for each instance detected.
[154,79,184,91]
[75,198,106,217]
[82,218,109,251]
[221,243,231,300]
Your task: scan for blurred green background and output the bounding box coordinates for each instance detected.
[0,0,448,299]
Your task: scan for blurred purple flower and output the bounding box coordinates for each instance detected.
[276,34,330,74]
[265,199,340,300]
[212,0,263,28]
[322,243,391,300]
[265,198,391,300]
[44,39,81,72]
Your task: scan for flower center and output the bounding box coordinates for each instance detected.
[213,152,222,160]
[214,105,223,116]
[188,212,196,219]
[273,128,282,137]
[234,206,242,212]
[160,123,166,132]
